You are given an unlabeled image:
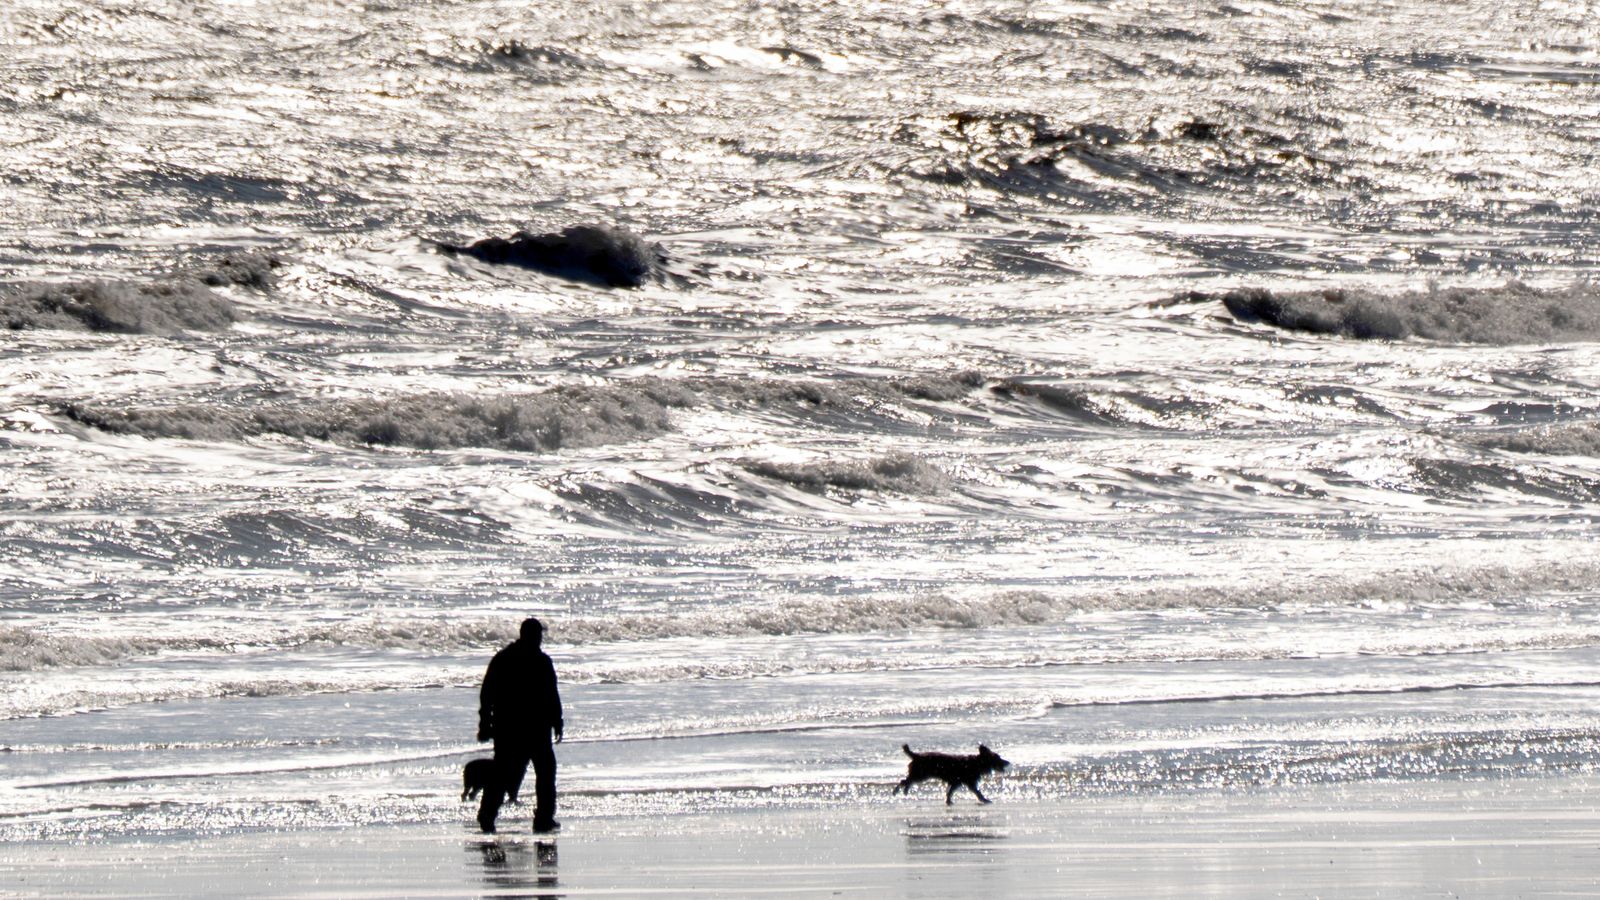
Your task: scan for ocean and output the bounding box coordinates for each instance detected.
[4,0,1600,841]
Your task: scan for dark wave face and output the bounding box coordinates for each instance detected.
[55,374,994,451]
[440,225,666,287]
[1214,283,1600,344]
[63,385,689,451]
[741,453,951,495]
[6,0,1600,844]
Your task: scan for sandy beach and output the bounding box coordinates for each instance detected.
[6,774,1599,898]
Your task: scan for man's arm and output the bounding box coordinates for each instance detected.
[477,655,500,742]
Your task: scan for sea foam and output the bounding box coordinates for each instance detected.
[10,560,1598,674]
[0,252,280,335]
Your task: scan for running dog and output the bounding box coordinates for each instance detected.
[893,744,1010,804]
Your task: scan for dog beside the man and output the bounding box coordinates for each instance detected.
[893,743,1010,804]
[462,758,517,804]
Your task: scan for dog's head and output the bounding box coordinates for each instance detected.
[977,744,1010,772]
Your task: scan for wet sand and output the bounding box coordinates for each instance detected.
[5,775,1600,898]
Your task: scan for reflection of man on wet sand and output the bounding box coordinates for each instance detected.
[476,617,564,833]
[475,839,557,894]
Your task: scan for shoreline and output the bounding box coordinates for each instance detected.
[5,774,1600,898]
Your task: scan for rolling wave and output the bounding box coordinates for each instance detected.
[48,366,1353,458]
[1473,422,1600,457]
[888,109,1352,212]
[9,559,1600,675]
[438,224,666,288]
[2,280,236,336]
[1214,282,1600,344]
[63,383,689,451]
[0,626,230,672]
[55,372,991,451]
[740,453,951,495]
[0,253,280,335]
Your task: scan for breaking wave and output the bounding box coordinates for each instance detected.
[741,453,952,494]
[11,560,1600,673]
[2,281,237,335]
[191,251,283,289]
[439,224,666,287]
[0,627,231,672]
[272,559,1600,645]
[1215,282,1600,344]
[1472,422,1600,457]
[989,379,1116,424]
[63,382,692,451]
[0,252,280,335]
[59,372,991,451]
[890,110,1352,210]
[894,111,1135,197]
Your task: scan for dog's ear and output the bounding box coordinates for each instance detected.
[978,744,992,755]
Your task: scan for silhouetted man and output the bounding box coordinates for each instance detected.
[477,617,564,833]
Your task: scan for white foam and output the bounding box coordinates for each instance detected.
[9,558,1600,677]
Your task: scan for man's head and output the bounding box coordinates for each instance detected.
[520,617,544,646]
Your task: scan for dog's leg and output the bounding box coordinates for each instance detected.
[897,769,928,795]
[944,782,956,805]
[969,781,991,804]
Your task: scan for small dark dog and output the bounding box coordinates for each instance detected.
[894,743,1010,804]
[462,758,517,803]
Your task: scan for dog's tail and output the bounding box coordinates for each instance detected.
[902,743,914,757]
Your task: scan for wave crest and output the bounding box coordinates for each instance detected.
[894,111,1131,195]
[741,453,952,494]
[64,382,694,451]
[0,626,227,672]
[2,281,238,335]
[439,224,665,288]
[1215,282,1600,344]
[1473,422,1600,456]
[0,252,280,335]
[12,560,1599,674]
[890,110,1349,208]
[59,372,988,451]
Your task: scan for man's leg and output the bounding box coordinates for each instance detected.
[503,760,527,804]
[477,740,530,832]
[531,732,557,830]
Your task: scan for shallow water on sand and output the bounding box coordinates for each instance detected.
[8,777,1600,898]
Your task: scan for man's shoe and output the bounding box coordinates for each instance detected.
[532,819,560,834]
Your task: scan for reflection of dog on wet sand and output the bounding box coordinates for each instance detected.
[894,744,1010,804]
[463,758,517,803]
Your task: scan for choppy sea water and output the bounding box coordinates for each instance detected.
[4,0,1600,840]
